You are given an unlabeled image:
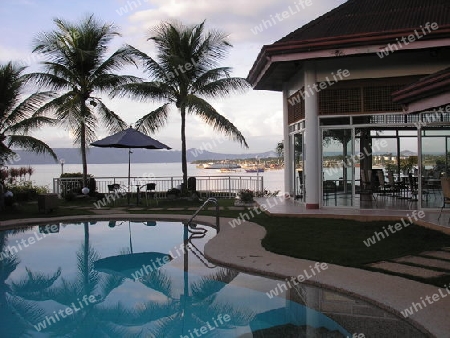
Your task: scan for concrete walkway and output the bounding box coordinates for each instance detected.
[1,212,450,337]
[203,216,450,338]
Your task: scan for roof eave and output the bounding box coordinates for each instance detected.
[393,69,450,104]
[248,26,450,89]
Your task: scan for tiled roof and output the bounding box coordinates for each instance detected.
[278,0,450,43]
[248,0,450,90]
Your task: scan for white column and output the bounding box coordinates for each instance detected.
[282,84,292,196]
[304,62,320,209]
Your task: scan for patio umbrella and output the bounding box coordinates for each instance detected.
[91,127,171,202]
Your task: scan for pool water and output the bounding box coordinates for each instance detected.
[0,221,425,337]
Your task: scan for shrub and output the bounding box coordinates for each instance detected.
[167,188,181,198]
[6,181,49,202]
[238,189,254,203]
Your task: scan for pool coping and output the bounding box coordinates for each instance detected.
[1,214,449,337]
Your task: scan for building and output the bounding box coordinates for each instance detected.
[247,0,450,210]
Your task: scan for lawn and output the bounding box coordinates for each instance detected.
[256,215,450,287]
[257,217,450,266]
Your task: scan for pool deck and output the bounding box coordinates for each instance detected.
[1,203,450,337]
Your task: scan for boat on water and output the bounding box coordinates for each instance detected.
[203,162,241,169]
[245,168,265,173]
[217,168,239,173]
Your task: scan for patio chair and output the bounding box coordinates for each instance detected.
[187,177,197,193]
[145,183,158,206]
[408,173,428,204]
[107,184,123,206]
[360,169,376,202]
[438,177,450,222]
[376,170,391,196]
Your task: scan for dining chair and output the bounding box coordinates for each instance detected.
[107,183,122,206]
[360,169,376,202]
[377,170,391,196]
[408,173,428,204]
[145,183,158,206]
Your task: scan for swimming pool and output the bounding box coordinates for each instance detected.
[0,220,425,337]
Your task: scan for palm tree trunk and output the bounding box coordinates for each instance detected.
[180,106,188,191]
[80,102,88,187]
[80,126,88,187]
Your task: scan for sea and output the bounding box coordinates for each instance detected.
[8,162,285,193]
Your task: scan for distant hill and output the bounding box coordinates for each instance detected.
[8,148,279,165]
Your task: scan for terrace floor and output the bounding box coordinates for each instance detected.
[254,197,450,233]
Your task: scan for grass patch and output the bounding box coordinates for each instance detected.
[258,217,450,266]
[0,201,94,221]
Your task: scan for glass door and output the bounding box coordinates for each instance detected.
[421,129,450,208]
[322,128,354,207]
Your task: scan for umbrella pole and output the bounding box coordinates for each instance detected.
[128,149,131,205]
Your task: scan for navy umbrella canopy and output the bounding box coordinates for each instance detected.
[91,127,171,199]
[91,127,171,150]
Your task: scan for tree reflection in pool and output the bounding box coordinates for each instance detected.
[0,221,425,337]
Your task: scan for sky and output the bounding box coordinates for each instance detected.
[0,0,348,154]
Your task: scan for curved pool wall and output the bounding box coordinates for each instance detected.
[0,218,426,337]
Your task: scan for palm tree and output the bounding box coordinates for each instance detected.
[114,21,249,189]
[0,62,56,162]
[276,141,284,158]
[30,15,138,186]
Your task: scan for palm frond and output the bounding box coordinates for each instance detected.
[7,135,57,160]
[25,71,73,91]
[126,44,169,81]
[0,62,27,121]
[186,95,248,148]
[112,82,174,103]
[6,116,57,134]
[92,74,142,93]
[94,100,127,133]
[92,45,138,77]
[135,103,170,134]
[71,117,98,145]
[193,77,250,98]
[2,91,55,130]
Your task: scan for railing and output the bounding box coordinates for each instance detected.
[52,175,263,198]
[186,197,220,233]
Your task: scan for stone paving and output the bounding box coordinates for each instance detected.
[394,255,450,271]
[421,250,450,260]
[367,249,450,279]
[367,261,447,278]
